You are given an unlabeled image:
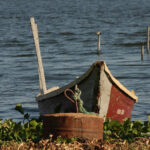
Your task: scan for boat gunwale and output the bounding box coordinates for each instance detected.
[36,61,138,102]
[36,61,99,101]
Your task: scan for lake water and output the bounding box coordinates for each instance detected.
[0,0,150,121]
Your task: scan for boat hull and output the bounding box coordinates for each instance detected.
[36,61,137,122]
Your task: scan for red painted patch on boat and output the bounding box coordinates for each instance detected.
[106,85,135,122]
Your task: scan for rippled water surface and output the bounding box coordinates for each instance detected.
[0,0,150,121]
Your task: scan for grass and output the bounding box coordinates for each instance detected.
[0,104,149,149]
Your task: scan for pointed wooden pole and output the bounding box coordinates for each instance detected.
[147,26,150,54]
[141,44,144,61]
[30,17,47,95]
[96,32,101,54]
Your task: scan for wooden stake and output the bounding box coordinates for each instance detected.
[30,17,47,95]
[96,32,101,53]
[147,26,149,54]
[141,45,144,61]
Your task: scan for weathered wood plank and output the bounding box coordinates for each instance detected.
[30,17,47,95]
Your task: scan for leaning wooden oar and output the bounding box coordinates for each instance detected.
[30,17,47,95]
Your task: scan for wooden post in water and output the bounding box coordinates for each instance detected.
[96,32,101,53]
[147,26,149,54]
[141,44,144,61]
[30,17,47,95]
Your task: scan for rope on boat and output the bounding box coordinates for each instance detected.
[64,86,98,116]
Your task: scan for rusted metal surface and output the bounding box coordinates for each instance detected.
[43,113,103,140]
[106,85,135,122]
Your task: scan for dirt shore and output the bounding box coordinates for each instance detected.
[0,137,150,150]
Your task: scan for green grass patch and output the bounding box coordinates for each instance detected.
[0,104,149,145]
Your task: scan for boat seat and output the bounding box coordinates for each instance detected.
[46,86,60,93]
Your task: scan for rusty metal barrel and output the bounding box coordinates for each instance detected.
[43,113,103,140]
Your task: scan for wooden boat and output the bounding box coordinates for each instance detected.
[36,61,138,122]
[30,18,138,122]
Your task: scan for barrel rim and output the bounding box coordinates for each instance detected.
[42,113,104,119]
